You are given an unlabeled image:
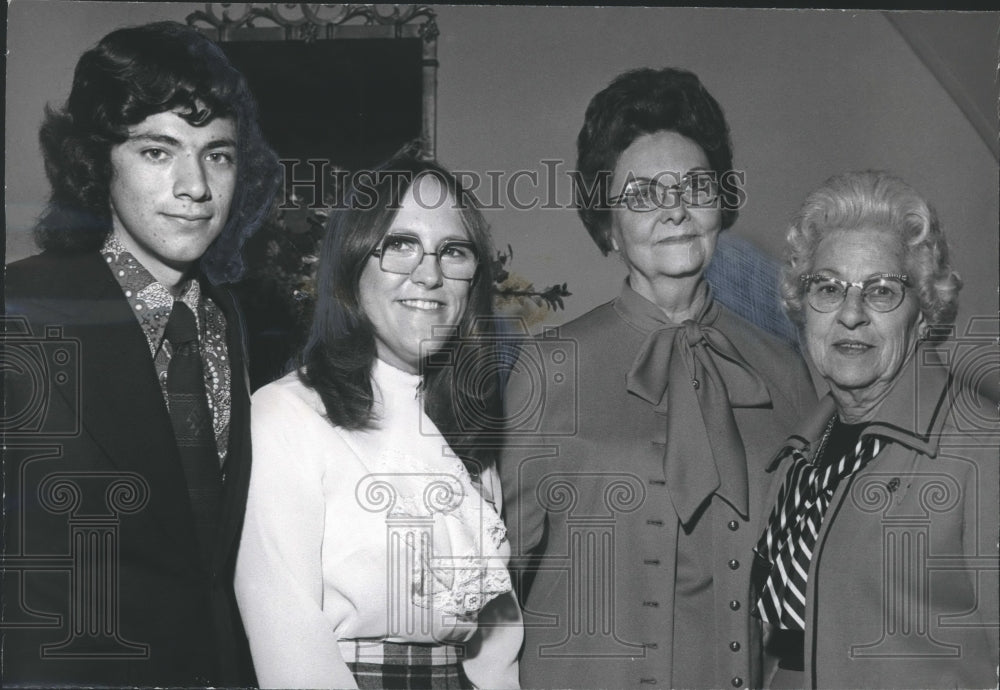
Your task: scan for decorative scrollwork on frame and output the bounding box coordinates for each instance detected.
[185,2,253,31]
[187,4,439,44]
[185,3,439,160]
[418,20,439,43]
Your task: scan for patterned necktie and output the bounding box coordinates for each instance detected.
[165,301,222,567]
[752,423,883,629]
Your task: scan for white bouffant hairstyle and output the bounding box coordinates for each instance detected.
[782,170,961,335]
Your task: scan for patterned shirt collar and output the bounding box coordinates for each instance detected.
[101,233,201,357]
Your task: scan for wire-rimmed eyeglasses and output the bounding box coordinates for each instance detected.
[801,273,910,313]
[371,233,479,281]
[608,172,720,212]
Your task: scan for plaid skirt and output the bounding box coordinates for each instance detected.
[340,639,471,690]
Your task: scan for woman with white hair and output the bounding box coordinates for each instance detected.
[752,170,998,689]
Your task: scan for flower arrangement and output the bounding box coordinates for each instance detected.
[491,245,570,329]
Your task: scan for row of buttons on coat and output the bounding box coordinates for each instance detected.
[640,502,745,688]
[725,518,743,687]
[639,677,744,686]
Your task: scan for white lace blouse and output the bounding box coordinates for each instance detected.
[235,359,522,689]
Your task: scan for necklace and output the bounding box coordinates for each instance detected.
[810,415,837,465]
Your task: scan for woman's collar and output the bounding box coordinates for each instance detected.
[373,357,422,388]
[771,348,951,469]
[613,278,717,333]
[858,350,951,458]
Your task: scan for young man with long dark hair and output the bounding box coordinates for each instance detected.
[3,21,280,687]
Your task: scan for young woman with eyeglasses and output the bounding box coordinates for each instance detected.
[235,150,521,689]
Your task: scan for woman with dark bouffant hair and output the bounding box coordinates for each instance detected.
[498,68,816,689]
[235,150,522,689]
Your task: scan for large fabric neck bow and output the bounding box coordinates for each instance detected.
[626,297,771,525]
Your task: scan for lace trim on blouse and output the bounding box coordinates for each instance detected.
[370,446,512,621]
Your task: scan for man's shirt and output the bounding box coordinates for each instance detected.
[101,234,231,464]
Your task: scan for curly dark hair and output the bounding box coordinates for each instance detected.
[299,148,501,471]
[35,21,280,284]
[574,67,738,255]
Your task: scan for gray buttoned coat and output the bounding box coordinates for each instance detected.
[499,283,815,689]
[767,353,1000,689]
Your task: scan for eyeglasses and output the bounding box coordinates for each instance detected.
[609,172,720,212]
[371,233,479,281]
[801,273,910,313]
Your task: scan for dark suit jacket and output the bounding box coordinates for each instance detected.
[2,251,256,688]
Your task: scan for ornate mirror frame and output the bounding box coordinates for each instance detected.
[186,3,438,158]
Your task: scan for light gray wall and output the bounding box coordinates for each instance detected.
[432,6,998,342]
[7,3,998,347]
